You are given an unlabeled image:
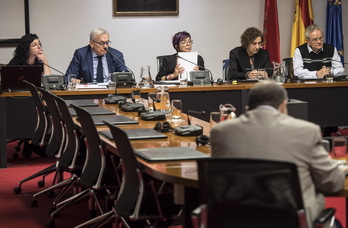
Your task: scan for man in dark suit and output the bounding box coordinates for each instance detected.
[65,27,128,83]
[210,81,344,227]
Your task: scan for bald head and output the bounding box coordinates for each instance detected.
[248,81,288,110]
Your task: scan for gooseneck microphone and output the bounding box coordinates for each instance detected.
[148,94,161,111]
[177,55,213,80]
[104,47,136,80]
[37,59,64,75]
[187,109,205,125]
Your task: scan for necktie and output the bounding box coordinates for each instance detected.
[97,56,103,83]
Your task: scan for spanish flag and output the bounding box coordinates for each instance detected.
[263,0,280,63]
[290,0,314,57]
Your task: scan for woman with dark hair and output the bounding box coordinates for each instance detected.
[156,31,205,81]
[227,27,272,80]
[8,33,51,75]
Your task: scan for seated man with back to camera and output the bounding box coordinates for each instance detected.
[210,81,345,228]
[293,24,345,79]
[65,27,128,83]
[227,27,272,80]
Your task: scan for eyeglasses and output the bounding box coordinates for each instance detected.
[309,36,324,42]
[179,40,193,45]
[92,40,111,46]
[30,42,42,47]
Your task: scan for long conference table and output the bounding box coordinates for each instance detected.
[2,81,348,169]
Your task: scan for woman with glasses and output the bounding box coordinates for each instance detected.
[156,31,205,81]
[8,33,51,75]
[227,27,272,80]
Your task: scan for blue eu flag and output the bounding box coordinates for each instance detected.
[326,0,344,65]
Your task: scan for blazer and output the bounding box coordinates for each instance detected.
[156,53,205,81]
[65,45,128,83]
[228,46,272,80]
[210,107,344,227]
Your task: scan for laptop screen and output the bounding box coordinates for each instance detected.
[1,65,43,92]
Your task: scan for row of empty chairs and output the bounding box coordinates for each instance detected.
[18,81,180,227]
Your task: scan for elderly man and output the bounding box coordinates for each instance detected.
[210,81,344,227]
[65,27,128,83]
[293,24,345,79]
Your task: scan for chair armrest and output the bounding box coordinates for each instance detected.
[314,208,336,228]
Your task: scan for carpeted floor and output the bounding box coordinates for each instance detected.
[2,142,183,228]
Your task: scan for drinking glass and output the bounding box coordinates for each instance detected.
[131,86,142,103]
[257,69,267,82]
[171,100,182,121]
[147,92,157,112]
[210,112,221,129]
[331,137,347,163]
[179,72,188,87]
[325,67,333,83]
[67,74,77,90]
[155,91,171,115]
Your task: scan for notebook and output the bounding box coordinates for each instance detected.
[88,115,139,126]
[69,107,115,116]
[65,99,99,107]
[99,128,167,140]
[134,147,210,161]
[1,65,43,92]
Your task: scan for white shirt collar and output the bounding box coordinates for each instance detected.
[307,44,323,54]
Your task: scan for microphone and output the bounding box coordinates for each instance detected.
[37,59,64,75]
[177,55,213,80]
[187,109,205,125]
[148,94,161,111]
[104,47,136,80]
[173,109,205,136]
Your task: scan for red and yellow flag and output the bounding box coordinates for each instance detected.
[263,0,280,63]
[290,0,314,57]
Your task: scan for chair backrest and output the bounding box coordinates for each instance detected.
[283,58,299,82]
[70,104,105,189]
[104,122,143,218]
[37,88,65,158]
[51,94,83,170]
[196,158,306,228]
[156,55,171,73]
[222,59,230,80]
[22,80,49,147]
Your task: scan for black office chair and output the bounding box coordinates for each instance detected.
[46,104,119,228]
[222,59,230,80]
[31,91,86,207]
[156,55,171,74]
[283,57,300,83]
[74,122,181,228]
[191,158,336,228]
[13,81,56,194]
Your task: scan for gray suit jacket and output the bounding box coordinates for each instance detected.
[210,107,344,227]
